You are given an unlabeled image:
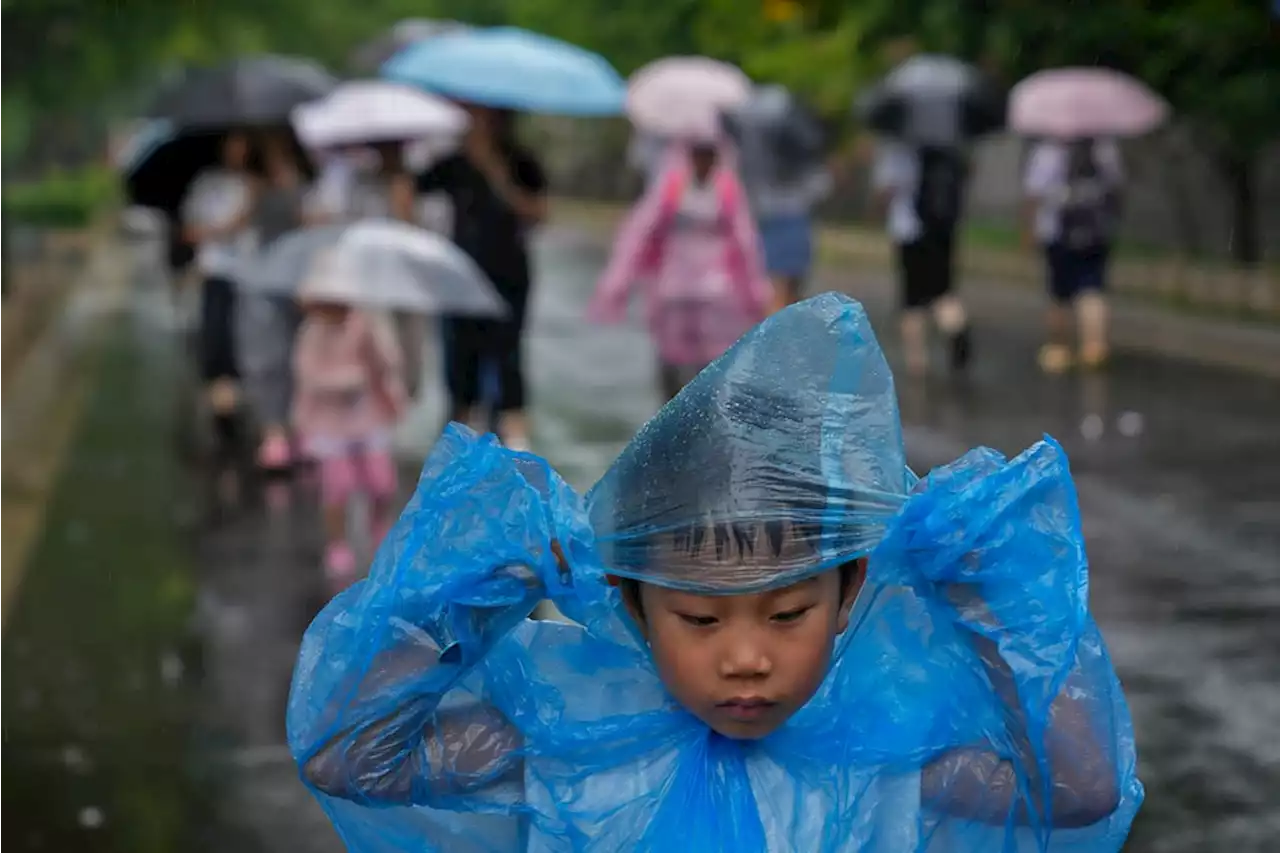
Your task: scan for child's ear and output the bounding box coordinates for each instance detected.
[836,558,868,635]
[610,575,650,640]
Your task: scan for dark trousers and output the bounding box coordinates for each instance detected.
[199,276,238,381]
[445,285,530,414]
[897,229,956,309]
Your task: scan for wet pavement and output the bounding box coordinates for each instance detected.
[3,227,1279,852]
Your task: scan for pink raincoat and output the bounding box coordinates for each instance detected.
[291,310,407,449]
[588,143,773,367]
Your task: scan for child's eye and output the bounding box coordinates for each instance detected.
[772,606,813,624]
[678,613,719,627]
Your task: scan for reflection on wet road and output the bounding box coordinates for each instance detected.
[3,228,1277,851]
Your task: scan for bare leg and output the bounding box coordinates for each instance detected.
[497,409,530,452]
[900,310,929,377]
[1038,303,1075,374]
[1076,292,1109,368]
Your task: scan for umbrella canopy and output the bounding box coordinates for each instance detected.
[856,54,1006,146]
[123,129,224,214]
[383,28,625,117]
[292,81,469,149]
[349,18,469,74]
[243,219,508,317]
[1010,68,1169,139]
[723,84,828,185]
[627,57,752,140]
[146,55,338,129]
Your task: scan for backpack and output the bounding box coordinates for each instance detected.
[1059,140,1120,252]
[914,146,967,233]
[657,166,740,228]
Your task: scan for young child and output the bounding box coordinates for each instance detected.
[589,139,774,402]
[292,257,407,585]
[287,293,1141,851]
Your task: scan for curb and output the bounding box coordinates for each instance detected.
[1,230,133,626]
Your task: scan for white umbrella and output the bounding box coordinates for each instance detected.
[244,219,507,317]
[626,57,752,141]
[291,81,469,149]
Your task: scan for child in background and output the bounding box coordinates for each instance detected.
[287,294,1141,852]
[590,139,774,402]
[292,256,407,585]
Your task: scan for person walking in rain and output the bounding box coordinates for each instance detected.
[344,140,430,400]
[589,140,774,402]
[871,139,973,377]
[416,107,548,452]
[239,128,323,472]
[291,255,407,586]
[180,131,255,453]
[1022,137,1124,373]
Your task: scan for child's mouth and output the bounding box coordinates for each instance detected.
[717,697,778,721]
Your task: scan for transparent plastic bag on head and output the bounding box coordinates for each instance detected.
[287,293,1142,852]
[588,293,911,593]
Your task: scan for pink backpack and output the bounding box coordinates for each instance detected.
[655,166,740,229]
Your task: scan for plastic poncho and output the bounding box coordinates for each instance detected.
[287,293,1142,852]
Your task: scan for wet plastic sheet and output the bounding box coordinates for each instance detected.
[288,293,1142,851]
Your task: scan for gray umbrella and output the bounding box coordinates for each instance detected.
[242,220,508,317]
[723,84,829,186]
[146,56,338,130]
[350,19,470,74]
[856,54,1006,146]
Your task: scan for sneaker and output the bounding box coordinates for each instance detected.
[257,433,292,472]
[1037,343,1074,375]
[323,542,358,588]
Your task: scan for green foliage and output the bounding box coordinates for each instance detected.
[3,167,121,228]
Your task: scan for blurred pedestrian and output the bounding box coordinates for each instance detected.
[239,129,321,472]
[292,257,407,586]
[1022,137,1124,373]
[871,139,973,377]
[589,140,773,402]
[346,140,431,402]
[180,131,254,451]
[417,106,548,451]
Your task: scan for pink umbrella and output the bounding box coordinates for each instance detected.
[627,57,752,141]
[1010,68,1169,139]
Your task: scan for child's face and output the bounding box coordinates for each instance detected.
[624,559,864,740]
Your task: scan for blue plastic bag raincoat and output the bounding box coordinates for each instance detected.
[287,293,1142,851]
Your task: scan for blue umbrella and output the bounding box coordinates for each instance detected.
[382,27,625,116]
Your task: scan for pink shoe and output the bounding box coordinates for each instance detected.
[323,541,358,588]
[257,433,293,471]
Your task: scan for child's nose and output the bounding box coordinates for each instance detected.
[719,637,773,679]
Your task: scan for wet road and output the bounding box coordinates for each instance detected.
[3,228,1278,851]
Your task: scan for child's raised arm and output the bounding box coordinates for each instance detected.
[287,428,574,808]
[294,571,534,805]
[874,439,1138,833]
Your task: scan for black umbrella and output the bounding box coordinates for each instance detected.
[349,18,469,74]
[856,54,1006,146]
[145,55,337,130]
[722,85,829,185]
[124,129,223,215]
